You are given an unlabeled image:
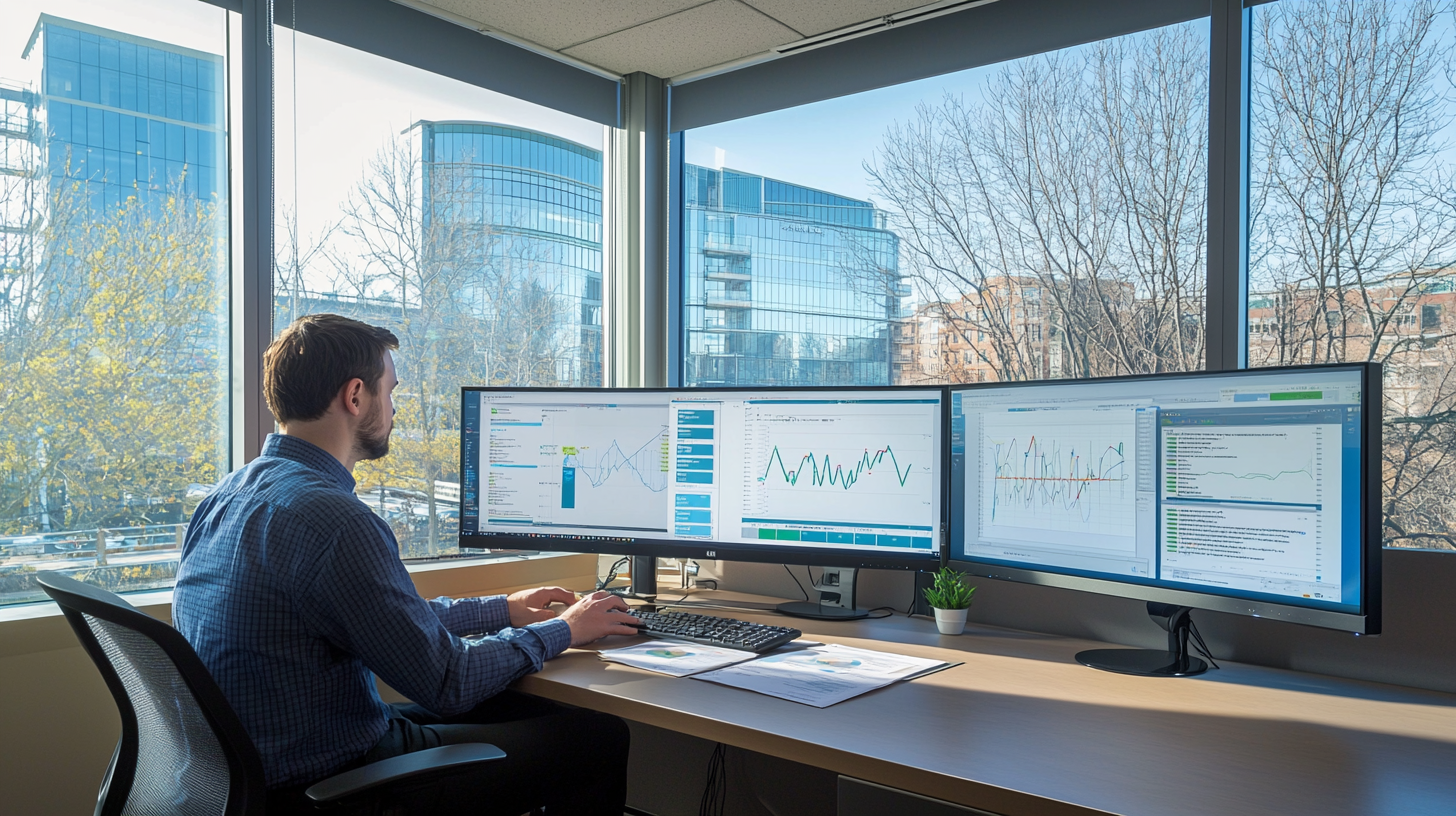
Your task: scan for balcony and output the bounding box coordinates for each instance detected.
[705,296,752,309]
[705,269,751,281]
[703,238,751,256]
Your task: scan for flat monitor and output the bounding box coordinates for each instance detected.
[460,388,945,607]
[948,364,1380,675]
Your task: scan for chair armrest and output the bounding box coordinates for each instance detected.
[304,743,507,804]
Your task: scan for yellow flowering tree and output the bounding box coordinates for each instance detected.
[0,175,227,536]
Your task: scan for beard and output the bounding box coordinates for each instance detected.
[353,398,392,462]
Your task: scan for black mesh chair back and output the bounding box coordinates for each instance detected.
[39,572,267,816]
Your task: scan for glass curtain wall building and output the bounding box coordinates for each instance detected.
[27,15,225,214]
[412,121,603,386]
[682,165,904,387]
[0,81,40,276]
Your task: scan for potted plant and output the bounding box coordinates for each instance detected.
[923,566,976,635]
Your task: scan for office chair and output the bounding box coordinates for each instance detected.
[38,572,506,816]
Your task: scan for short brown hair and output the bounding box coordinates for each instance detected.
[264,313,399,425]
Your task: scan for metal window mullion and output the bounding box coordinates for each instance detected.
[607,73,668,388]
[239,0,273,461]
[667,129,685,387]
[1205,0,1251,372]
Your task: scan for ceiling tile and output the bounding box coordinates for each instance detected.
[563,0,799,78]
[741,0,925,37]
[411,0,709,51]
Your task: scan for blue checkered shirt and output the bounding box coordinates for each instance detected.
[173,433,571,787]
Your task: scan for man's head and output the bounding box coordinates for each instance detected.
[264,314,400,462]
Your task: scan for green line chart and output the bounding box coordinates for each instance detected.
[758,445,914,490]
[743,402,938,527]
[1175,468,1312,482]
[1163,426,1323,506]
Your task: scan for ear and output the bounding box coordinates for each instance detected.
[338,377,366,418]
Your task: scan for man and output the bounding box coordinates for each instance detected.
[174,313,638,815]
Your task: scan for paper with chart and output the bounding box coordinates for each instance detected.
[693,643,951,707]
[598,640,760,677]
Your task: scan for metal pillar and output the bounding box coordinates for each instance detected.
[607,72,669,389]
[1205,0,1251,372]
[239,0,275,463]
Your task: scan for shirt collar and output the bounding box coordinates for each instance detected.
[261,433,357,492]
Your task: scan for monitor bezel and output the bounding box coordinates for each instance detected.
[458,385,949,571]
[945,363,1383,634]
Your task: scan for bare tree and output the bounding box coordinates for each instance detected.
[332,130,568,555]
[1249,0,1456,549]
[870,22,1209,384]
[273,204,342,327]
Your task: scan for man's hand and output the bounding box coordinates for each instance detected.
[506,586,576,627]
[559,590,642,647]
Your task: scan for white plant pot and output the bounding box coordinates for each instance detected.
[933,607,968,635]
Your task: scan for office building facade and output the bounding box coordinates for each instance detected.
[896,278,1063,386]
[413,121,604,386]
[682,165,904,387]
[0,81,40,277]
[23,16,226,217]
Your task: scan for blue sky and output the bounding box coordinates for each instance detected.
[685,66,993,206]
[6,1,1453,265]
[686,8,1456,210]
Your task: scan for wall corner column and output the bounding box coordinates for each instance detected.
[607,72,669,388]
[1205,0,1251,372]
[239,0,275,462]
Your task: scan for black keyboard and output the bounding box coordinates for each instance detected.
[632,610,801,653]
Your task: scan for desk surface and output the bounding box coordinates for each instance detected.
[516,590,1456,816]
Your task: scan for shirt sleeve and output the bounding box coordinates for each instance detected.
[294,513,570,716]
[427,594,511,636]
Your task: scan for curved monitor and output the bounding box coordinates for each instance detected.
[948,364,1381,634]
[460,387,945,570]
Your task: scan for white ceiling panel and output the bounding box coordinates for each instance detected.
[741,0,923,37]
[410,0,709,51]
[562,0,799,78]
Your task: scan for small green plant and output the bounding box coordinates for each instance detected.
[922,566,976,610]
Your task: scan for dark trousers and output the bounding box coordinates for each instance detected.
[269,691,630,816]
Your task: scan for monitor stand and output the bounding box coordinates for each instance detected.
[776,567,870,621]
[1076,602,1208,677]
[608,555,658,605]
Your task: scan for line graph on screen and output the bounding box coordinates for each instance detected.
[744,401,938,527]
[563,432,670,494]
[980,411,1137,537]
[759,444,915,490]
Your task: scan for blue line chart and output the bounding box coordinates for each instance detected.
[562,430,669,494]
[990,435,1129,525]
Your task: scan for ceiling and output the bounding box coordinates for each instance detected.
[400,0,947,80]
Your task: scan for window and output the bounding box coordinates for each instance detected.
[681,19,1209,388]
[1423,304,1443,332]
[273,29,606,558]
[1246,0,1456,549]
[0,0,232,605]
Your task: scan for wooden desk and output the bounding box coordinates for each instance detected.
[516,590,1456,816]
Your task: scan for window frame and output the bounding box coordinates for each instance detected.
[12,0,1424,610]
[666,0,1248,386]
